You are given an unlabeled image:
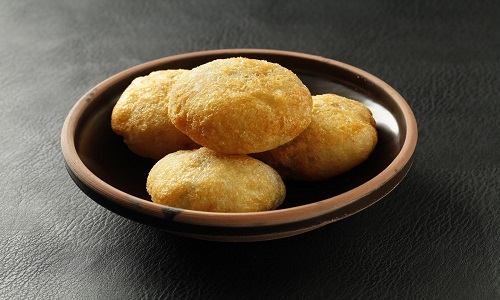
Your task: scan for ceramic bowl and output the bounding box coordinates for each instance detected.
[61,49,417,242]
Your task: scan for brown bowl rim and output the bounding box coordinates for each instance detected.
[61,48,418,230]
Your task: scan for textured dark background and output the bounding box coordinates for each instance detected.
[1,0,499,299]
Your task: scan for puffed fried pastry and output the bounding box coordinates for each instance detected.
[168,57,313,154]
[111,70,198,160]
[254,94,378,181]
[146,147,286,212]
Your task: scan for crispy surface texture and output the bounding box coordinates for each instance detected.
[254,94,378,181]
[146,147,286,212]
[111,70,198,160]
[168,57,313,154]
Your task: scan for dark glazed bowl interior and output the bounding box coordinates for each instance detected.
[61,49,417,242]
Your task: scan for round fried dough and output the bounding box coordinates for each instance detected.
[146,147,286,212]
[111,70,198,160]
[254,94,378,181]
[168,57,313,154]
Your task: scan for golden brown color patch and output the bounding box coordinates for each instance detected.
[168,57,312,154]
[254,94,378,181]
[146,147,286,212]
[111,70,198,160]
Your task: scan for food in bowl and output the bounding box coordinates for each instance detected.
[146,147,286,212]
[253,94,378,181]
[111,69,198,160]
[167,57,313,154]
[112,57,377,212]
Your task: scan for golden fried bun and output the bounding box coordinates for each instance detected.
[111,70,198,160]
[168,57,313,154]
[254,94,378,181]
[146,147,286,212]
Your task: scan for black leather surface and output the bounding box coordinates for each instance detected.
[1,0,499,299]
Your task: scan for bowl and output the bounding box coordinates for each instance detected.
[61,49,417,242]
